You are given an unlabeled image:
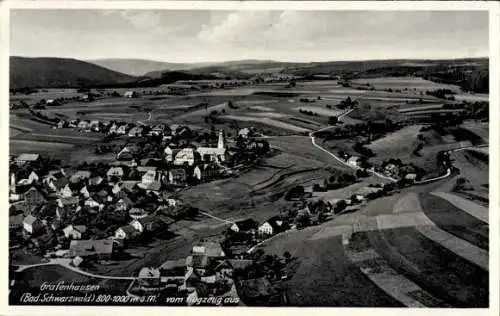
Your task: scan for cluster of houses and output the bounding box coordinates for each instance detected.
[8,152,193,261]
[131,241,245,305]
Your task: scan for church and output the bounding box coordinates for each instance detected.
[196,130,227,163]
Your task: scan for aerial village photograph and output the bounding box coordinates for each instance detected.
[6,7,491,308]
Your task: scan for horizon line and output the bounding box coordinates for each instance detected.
[10,54,490,65]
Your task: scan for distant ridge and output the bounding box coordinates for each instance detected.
[10,56,137,89]
[88,58,197,76]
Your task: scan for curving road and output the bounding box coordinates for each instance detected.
[16,258,136,280]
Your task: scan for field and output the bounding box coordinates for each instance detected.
[352,77,462,93]
[259,180,488,307]
[9,75,489,306]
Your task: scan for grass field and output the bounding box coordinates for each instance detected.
[352,77,462,93]
[368,125,423,156]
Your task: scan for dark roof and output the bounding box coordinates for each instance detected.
[159,259,185,270]
[234,218,258,231]
[265,216,288,231]
[186,254,211,268]
[23,215,39,225]
[138,216,158,225]
[69,239,113,256]
[228,259,254,270]
[117,225,136,235]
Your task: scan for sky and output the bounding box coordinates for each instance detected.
[10,10,489,63]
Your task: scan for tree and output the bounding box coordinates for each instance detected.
[295,213,311,229]
[328,116,338,125]
[334,200,347,214]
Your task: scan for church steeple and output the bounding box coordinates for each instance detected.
[217,130,225,149]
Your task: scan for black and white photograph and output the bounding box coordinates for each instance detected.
[4,2,496,311]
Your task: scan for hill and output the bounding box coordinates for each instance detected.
[10,56,137,89]
[88,58,195,76]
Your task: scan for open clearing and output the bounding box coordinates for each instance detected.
[368,125,423,155]
[431,192,488,224]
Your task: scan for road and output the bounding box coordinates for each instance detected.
[16,258,136,280]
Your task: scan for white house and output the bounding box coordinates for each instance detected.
[107,167,124,180]
[258,217,287,236]
[174,148,197,166]
[130,216,159,233]
[59,184,73,198]
[347,156,360,167]
[124,91,137,98]
[80,186,90,199]
[23,215,42,234]
[63,225,87,239]
[114,225,137,240]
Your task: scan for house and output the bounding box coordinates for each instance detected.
[106,167,124,181]
[116,147,134,161]
[174,148,198,166]
[80,186,90,199]
[164,146,179,162]
[384,164,399,178]
[141,170,162,186]
[59,184,73,198]
[185,255,212,276]
[23,187,46,212]
[69,239,114,259]
[124,91,137,98]
[159,259,186,276]
[193,164,220,181]
[9,214,24,230]
[63,225,87,240]
[258,216,288,236]
[128,126,143,137]
[131,216,160,233]
[77,120,90,130]
[84,197,102,210]
[192,242,225,258]
[114,225,138,240]
[405,173,417,181]
[138,268,161,288]
[168,169,187,184]
[16,153,41,164]
[57,120,66,129]
[108,123,118,134]
[347,156,360,167]
[116,124,128,135]
[230,218,258,233]
[137,166,157,174]
[23,215,43,234]
[238,128,250,138]
[129,208,148,220]
[17,171,39,186]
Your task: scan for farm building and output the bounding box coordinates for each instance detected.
[192,242,225,258]
[258,216,288,236]
[230,219,258,233]
[69,239,114,259]
[124,91,137,98]
[130,216,161,233]
[347,156,360,167]
[23,215,43,234]
[168,168,187,184]
[114,225,138,240]
[107,167,124,180]
[9,214,24,230]
[16,153,41,164]
[116,147,134,161]
[138,267,161,288]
